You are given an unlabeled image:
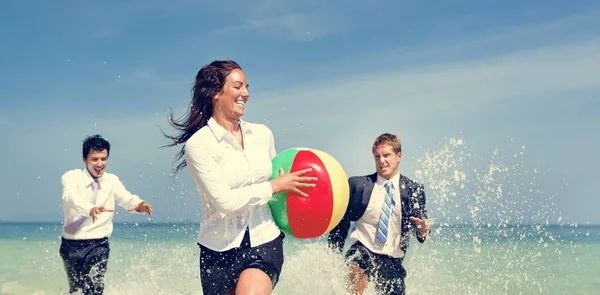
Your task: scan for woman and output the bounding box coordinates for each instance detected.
[164,60,317,295]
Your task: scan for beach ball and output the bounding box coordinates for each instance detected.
[268,148,350,239]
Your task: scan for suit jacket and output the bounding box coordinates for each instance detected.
[327,173,429,257]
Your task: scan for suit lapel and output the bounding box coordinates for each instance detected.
[361,173,377,207]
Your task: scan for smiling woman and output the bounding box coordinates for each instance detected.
[162,60,317,295]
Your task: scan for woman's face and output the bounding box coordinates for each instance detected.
[214,68,250,120]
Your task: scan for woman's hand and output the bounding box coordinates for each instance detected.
[270,168,318,197]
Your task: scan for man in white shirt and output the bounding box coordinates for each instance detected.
[59,134,152,295]
[327,133,431,295]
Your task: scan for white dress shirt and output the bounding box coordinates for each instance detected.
[349,172,404,258]
[185,117,281,252]
[61,168,144,240]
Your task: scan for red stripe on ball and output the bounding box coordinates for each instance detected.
[287,150,334,238]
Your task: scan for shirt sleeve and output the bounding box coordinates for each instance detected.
[112,176,144,210]
[61,172,94,217]
[185,139,274,216]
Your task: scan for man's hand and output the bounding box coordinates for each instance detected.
[409,216,431,240]
[128,201,152,217]
[89,207,114,223]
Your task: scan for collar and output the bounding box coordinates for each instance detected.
[207,117,252,141]
[82,167,103,188]
[376,171,401,189]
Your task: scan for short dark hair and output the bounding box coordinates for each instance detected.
[82,134,111,159]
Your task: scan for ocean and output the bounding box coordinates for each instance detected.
[0,221,598,295]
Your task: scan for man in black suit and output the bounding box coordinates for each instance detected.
[327,133,430,295]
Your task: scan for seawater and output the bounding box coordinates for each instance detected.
[0,222,598,294]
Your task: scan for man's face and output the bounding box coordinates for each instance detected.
[84,149,108,178]
[373,144,401,179]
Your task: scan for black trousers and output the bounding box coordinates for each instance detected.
[199,229,285,295]
[345,242,407,295]
[59,237,110,295]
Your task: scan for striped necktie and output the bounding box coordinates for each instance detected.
[64,180,99,234]
[376,181,395,244]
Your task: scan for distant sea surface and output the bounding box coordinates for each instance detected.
[1,222,598,294]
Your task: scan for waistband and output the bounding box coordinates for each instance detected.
[61,236,108,245]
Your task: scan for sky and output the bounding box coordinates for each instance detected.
[0,0,599,225]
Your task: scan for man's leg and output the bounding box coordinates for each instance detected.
[61,258,84,293]
[81,240,110,295]
[377,276,405,295]
[348,263,369,295]
[59,239,85,293]
[373,256,406,295]
[345,243,375,295]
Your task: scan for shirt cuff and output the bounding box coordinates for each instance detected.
[255,181,274,204]
[129,198,144,211]
[81,203,95,217]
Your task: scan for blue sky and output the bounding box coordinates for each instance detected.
[1,0,599,225]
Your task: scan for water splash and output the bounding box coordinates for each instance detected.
[406,137,574,294]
